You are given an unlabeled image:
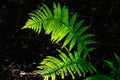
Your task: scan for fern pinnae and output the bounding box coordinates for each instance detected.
[59,51,71,63]
[85,62,96,74]
[46,56,64,66]
[26,16,40,33]
[104,60,115,70]
[37,9,46,20]
[39,4,51,18]
[30,13,42,33]
[66,61,77,78]
[77,63,86,77]
[44,19,54,34]
[57,3,62,20]
[40,7,48,17]
[69,13,77,29]
[81,33,95,40]
[54,24,66,41]
[65,48,74,61]
[44,19,54,32]
[83,47,96,60]
[56,26,70,43]
[60,70,65,79]
[29,11,43,33]
[51,73,56,80]
[51,23,64,42]
[41,4,51,17]
[67,66,75,79]
[80,61,90,73]
[44,76,49,80]
[61,6,69,25]
[90,63,97,73]
[81,58,96,74]
[85,74,113,80]
[79,60,89,73]
[64,26,90,51]
[48,50,77,78]
[74,63,82,76]
[83,40,96,46]
[70,34,95,51]
[73,19,85,32]
[60,50,75,76]
[62,33,74,49]
[114,53,120,68]
[76,26,90,37]
[41,3,53,17]
[51,22,62,42]
[77,39,84,54]
[69,35,78,51]
[79,60,88,72]
[53,2,61,19]
[74,51,80,61]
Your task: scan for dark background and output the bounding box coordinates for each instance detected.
[0,0,120,79]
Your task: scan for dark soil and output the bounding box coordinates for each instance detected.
[0,0,120,80]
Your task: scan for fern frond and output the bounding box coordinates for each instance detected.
[104,60,115,70]
[85,74,113,80]
[38,49,96,80]
[114,53,120,68]
[22,2,95,51]
[62,23,94,51]
[104,53,120,79]
[22,3,53,34]
[22,3,96,80]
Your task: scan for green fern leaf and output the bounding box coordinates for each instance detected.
[81,34,95,40]
[77,62,86,77]
[45,19,54,34]
[67,66,75,79]
[104,53,120,80]
[77,39,84,54]
[73,19,85,32]
[44,76,49,80]
[85,74,113,80]
[53,2,61,19]
[38,49,96,80]
[22,2,94,51]
[41,3,53,17]
[61,6,69,25]
[83,47,96,60]
[114,53,120,68]
[83,40,96,46]
[65,48,74,61]
[76,26,89,37]
[62,33,74,48]
[69,13,77,29]
[22,2,96,80]
[62,25,91,51]
[104,60,115,70]
[56,26,70,43]
[69,35,78,51]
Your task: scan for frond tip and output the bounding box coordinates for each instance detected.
[37,49,97,80]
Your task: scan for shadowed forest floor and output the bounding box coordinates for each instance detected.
[0,0,120,79]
